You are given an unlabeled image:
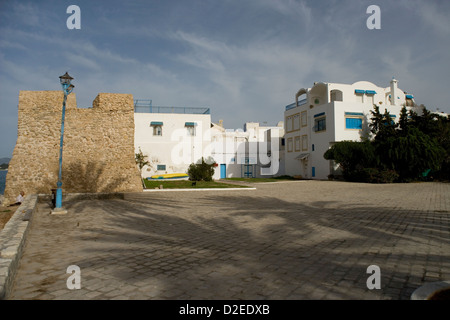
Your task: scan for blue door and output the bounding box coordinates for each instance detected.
[244,165,253,178]
[220,164,226,179]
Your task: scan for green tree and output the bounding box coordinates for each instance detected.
[187,157,216,181]
[324,141,377,181]
[409,106,438,137]
[376,127,445,181]
[135,147,149,188]
[369,105,383,135]
[398,106,409,133]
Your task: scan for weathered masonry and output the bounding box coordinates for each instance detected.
[3,91,143,206]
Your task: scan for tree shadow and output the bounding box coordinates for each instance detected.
[50,185,450,300]
[33,160,138,205]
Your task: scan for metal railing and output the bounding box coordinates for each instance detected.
[134,100,210,114]
[285,98,307,111]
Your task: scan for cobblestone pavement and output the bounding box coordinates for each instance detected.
[7,181,450,300]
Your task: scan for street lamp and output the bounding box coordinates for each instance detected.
[54,72,74,212]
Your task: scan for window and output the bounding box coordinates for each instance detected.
[187,126,195,136]
[302,135,308,151]
[157,164,166,171]
[287,138,293,153]
[315,118,326,132]
[293,114,300,131]
[153,125,162,136]
[405,94,414,106]
[294,136,301,152]
[151,121,163,136]
[286,115,293,132]
[355,89,364,103]
[185,122,197,136]
[345,118,363,130]
[330,90,343,102]
[314,113,326,132]
[301,111,307,127]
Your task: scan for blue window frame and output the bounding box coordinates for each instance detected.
[157,165,166,171]
[346,118,363,129]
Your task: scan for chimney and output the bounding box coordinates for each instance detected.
[390,77,398,106]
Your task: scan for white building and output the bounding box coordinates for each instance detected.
[134,101,212,179]
[284,78,419,180]
[210,121,285,179]
[134,100,285,180]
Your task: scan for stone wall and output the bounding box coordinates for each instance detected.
[3,91,143,206]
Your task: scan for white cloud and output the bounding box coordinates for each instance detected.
[254,0,313,25]
[400,0,450,36]
[65,53,101,71]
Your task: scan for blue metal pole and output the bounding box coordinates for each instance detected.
[55,90,68,208]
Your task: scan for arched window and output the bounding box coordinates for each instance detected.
[330,90,343,102]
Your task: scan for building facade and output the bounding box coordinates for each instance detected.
[210,121,285,179]
[134,101,212,179]
[284,78,419,180]
[134,99,285,180]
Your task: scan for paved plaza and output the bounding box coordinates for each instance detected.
[7,180,450,300]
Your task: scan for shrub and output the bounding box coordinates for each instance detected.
[187,157,216,181]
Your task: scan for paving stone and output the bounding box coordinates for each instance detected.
[5,181,450,300]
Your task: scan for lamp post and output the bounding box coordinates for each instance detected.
[54,72,74,211]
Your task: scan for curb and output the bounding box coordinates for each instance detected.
[0,194,38,300]
[143,187,257,192]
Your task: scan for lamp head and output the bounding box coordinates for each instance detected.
[59,72,74,86]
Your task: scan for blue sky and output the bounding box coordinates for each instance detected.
[1,0,449,157]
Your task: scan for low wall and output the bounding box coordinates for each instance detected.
[0,194,38,299]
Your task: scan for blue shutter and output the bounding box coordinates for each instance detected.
[346,118,362,129]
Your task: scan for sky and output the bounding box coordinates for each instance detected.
[0,0,449,158]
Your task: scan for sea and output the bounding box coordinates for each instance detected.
[0,170,7,195]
